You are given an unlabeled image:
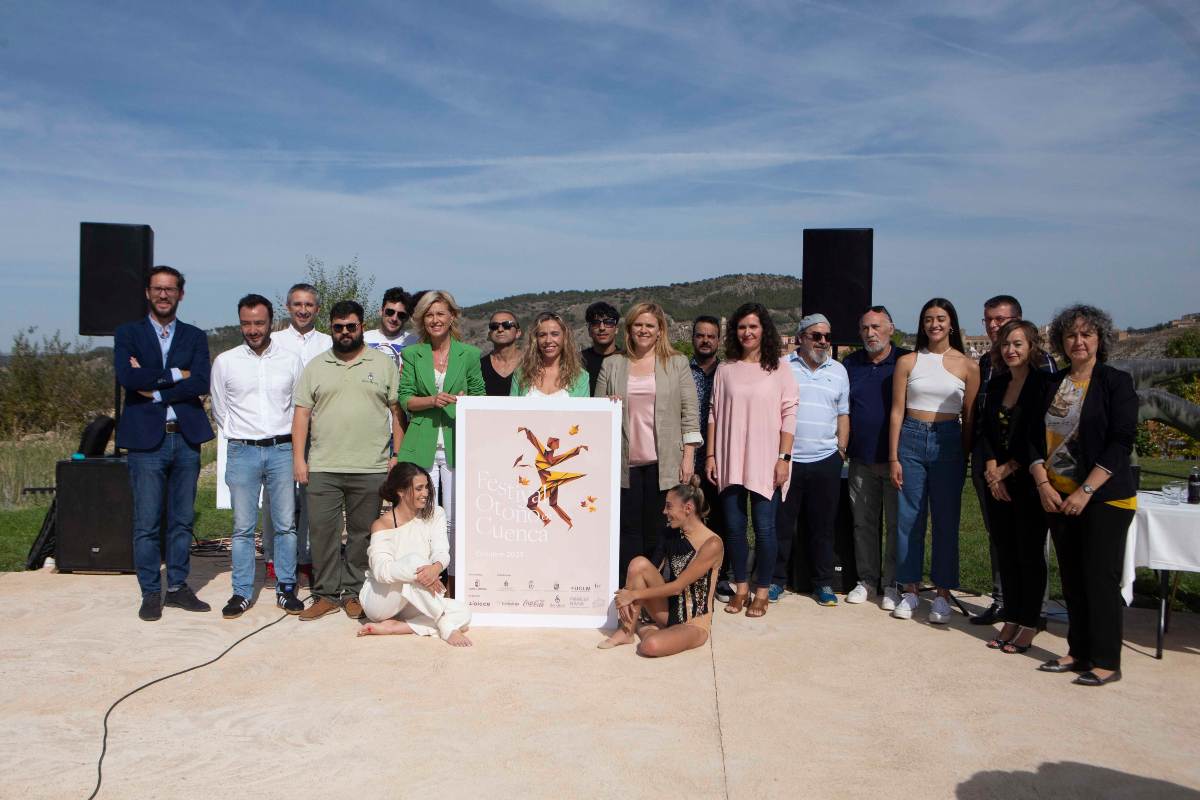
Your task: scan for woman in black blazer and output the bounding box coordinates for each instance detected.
[1029,304,1137,687]
[979,320,1050,655]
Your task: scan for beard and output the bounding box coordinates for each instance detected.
[333,332,364,353]
[805,346,831,365]
[863,340,887,354]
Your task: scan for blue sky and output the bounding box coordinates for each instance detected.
[1,0,1198,348]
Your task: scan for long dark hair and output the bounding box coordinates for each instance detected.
[724,302,781,372]
[915,298,965,354]
[990,319,1046,371]
[379,462,434,519]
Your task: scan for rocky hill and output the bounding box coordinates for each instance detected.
[460,273,803,349]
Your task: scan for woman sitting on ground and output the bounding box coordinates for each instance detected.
[357,462,472,647]
[598,478,724,657]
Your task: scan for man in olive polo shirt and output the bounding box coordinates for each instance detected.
[292,300,404,621]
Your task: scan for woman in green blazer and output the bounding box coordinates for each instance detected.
[510,312,590,398]
[396,290,485,579]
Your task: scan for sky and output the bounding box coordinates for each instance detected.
[1,0,1198,349]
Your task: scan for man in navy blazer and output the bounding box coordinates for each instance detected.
[114,265,215,621]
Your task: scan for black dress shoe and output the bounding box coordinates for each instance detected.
[165,585,211,613]
[1073,670,1122,686]
[1037,658,1093,673]
[969,602,1002,625]
[139,594,162,621]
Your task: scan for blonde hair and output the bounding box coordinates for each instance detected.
[516,312,584,393]
[413,290,462,343]
[622,301,678,367]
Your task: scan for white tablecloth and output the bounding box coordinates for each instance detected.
[1121,492,1200,604]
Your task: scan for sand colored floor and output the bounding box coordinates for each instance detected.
[2,559,1199,799]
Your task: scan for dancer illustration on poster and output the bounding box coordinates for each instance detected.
[517,426,588,528]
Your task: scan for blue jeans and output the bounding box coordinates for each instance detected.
[721,485,781,587]
[127,433,201,596]
[226,441,296,598]
[895,418,964,588]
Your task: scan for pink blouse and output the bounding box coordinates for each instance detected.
[709,358,799,499]
[627,372,657,466]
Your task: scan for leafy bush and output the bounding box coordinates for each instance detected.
[0,329,113,437]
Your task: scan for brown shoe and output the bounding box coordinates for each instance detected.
[298,596,340,621]
[343,597,366,619]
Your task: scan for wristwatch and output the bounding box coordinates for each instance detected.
[1082,483,1095,495]
[778,453,792,462]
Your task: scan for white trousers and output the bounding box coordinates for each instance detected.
[430,446,456,575]
[359,574,471,640]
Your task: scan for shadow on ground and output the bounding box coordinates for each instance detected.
[958,761,1200,799]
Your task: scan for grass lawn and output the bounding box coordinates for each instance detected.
[1,451,1196,612]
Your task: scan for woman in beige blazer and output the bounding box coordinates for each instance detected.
[596,302,701,578]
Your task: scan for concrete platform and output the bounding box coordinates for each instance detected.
[2,558,1199,799]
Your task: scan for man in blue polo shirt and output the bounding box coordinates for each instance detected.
[843,306,910,610]
[772,313,849,606]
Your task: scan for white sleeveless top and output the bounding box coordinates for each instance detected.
[906,350,965,414]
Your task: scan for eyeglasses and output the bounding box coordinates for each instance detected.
[148,286,179,296]
[383,308,409,321]
[331,322,360,333]
[804,331,832,342]
[590,318,619,328]
[983,315,1014,328]
[488,320,518,331]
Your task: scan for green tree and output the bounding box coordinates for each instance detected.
[1165,329,1200,359]
[280,256,378,334]
[0,328,113,436]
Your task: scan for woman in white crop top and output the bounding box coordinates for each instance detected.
[358,462,472,646]
[887,299,979,624]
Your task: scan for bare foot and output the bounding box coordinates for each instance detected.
[357,619,414,637]
[597,629,635,649]
[446,630,473,647]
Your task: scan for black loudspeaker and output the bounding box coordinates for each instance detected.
[55,458,135,573]
[79,222,153,336]
[802,228,873,346]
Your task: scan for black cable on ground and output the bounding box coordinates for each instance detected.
[86,608,296,800]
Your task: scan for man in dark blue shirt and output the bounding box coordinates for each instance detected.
[689,314,732,600]
[843,306,910,610]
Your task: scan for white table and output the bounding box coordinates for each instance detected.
[1121,491,1200,658]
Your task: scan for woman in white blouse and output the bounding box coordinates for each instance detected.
[357,462,472,647]
[510,312,590,398]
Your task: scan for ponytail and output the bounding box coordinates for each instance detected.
[668,476,709,520]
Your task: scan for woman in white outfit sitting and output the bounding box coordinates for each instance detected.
[358,462,472,647]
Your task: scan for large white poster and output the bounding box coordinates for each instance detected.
[455,397,620,628]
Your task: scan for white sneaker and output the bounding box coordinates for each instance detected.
[881,587,899,612]
[891,592,918,620]
[845,582,871,604]
[929,595,952,624]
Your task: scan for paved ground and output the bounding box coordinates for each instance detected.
[2,559,1199,799]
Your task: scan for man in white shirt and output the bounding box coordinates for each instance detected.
[363,286,417,369]
[210,294,305,618]
[772,313,850,607]
[265,283,332,584]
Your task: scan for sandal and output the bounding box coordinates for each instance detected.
[1003,629,1036,654]
[986,637,1009,650]
[746,595,769,618]
[725,592,748,614]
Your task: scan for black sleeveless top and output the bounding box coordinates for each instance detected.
[662,531,713,626]
[480,354,514,396]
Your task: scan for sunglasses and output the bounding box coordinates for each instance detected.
[331,322,360,333]
[804,331,832,342]
[488,320,518,331]
[589,318,619,328]
[383,308,410,321]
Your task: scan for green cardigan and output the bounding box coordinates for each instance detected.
[396,339,485,469]
[509,366,590,398]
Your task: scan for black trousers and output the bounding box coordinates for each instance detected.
[1050,500,1135,671]
[985,474,1047,628]
[700,472,731,582]
[620,462,666,578]
[774,454,843,589]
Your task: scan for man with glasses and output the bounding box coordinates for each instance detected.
[843,306,910,610]
[481,310,522,395]
[970,294,1058,625]
[582,301,621,396]
[292,301,403,621]
[114,265,215,621]
[364,286,416,370]
[773,314,850,606]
